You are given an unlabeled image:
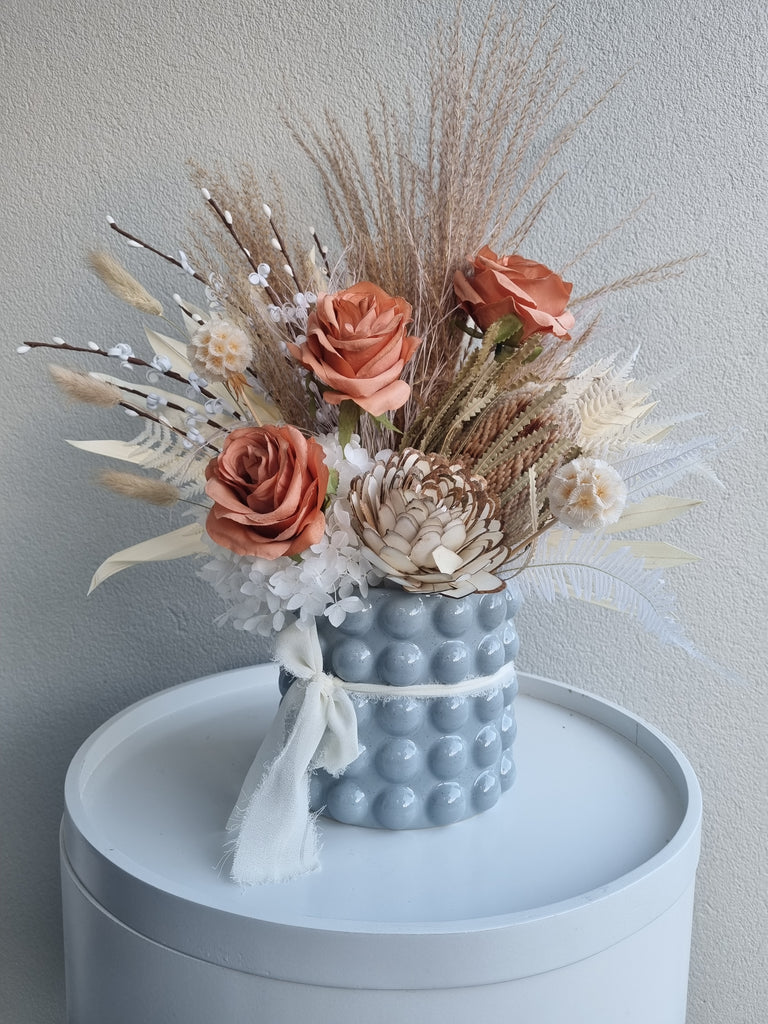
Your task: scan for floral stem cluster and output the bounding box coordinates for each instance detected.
[18,5,712,655]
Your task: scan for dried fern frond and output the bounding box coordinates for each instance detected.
[88,250,163,316]
[126,422,210,489]
[49,364,123,407]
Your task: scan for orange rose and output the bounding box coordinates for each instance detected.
[204,425,328,559]
[454,247,574,339]
[287,281,420,417]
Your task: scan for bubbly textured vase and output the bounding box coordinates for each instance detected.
[281,583,521,829]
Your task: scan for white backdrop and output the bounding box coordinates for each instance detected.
[1,1,765,1021]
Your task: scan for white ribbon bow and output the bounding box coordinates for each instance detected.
[227,621,359,886]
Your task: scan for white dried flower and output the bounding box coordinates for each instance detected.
[189,318,252,381]
[347,448,507,597]
[547,457,627,530]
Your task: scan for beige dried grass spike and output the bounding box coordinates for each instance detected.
[287,2,610,428]
[88,249,163,316]
[48,364,122,407]
[97,469,180,507]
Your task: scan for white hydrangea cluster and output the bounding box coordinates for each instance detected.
[199,435,388,635]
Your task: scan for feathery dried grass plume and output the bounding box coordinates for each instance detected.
[49,364,123,407]
[347,448,507,597]
[97,470,180,507]
[286,3,611,429]
[186,164,317,430]
[88,249,163,316]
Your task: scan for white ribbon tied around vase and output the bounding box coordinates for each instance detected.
[226,620,514,886]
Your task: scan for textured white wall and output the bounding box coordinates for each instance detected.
[1,0,765,1021]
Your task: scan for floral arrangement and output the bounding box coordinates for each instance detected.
[20,7,714,662]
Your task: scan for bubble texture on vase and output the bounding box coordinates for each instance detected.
[281,583,522,829]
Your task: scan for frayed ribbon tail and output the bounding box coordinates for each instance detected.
[226,622,358,886]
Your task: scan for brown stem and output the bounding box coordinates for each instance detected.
[267,213,304,295]
[108,220,208,287]
[117,402,221,454]
[24,340,238,412]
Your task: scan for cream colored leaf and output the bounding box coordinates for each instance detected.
[67,438,159,466]
[88,523,208,593]
[604,495,702,533]
[235,386,283,426]
[607,540,700,568]
[144,326,196,374]
[177,299,210,339]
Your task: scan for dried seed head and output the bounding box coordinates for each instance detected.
[189,318,253,381]
[547,458,627,530]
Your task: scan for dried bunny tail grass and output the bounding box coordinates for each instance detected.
[97,469,181,507]
[48,364,123,407]
[87,250,163,316]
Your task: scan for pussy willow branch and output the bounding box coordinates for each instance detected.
[22,340,239,414]
[108,219,208,286]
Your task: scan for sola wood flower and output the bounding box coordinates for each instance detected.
[547,457,627,530]
[454,246,574,339]
[190,318,253,381]
[205,425,329,558]
[347,449,507,596]
[287,281,420,416]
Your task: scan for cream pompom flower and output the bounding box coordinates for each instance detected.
[547,457,627,530]
[190,318,252,381]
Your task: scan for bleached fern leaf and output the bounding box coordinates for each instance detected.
[566,356,658,455]
[564,350,641,402]
[614,437,719,501]
[127,422,210,490]
[514,529,739,678]
[513,529,692,649]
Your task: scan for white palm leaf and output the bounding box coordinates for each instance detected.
[614,437,720,501]
[514,529,694,651]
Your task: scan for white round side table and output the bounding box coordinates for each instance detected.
[61,666,701,1024]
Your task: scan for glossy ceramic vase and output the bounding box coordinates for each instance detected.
[280,582,521,829]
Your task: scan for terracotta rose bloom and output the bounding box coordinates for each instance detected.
[454,247,575,339]
[204,425,329,559]
[287,282,420,417]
